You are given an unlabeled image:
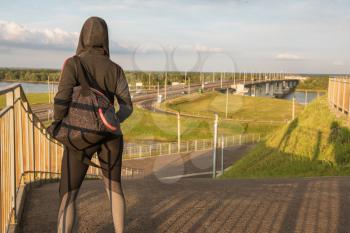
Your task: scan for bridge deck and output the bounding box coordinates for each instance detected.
[20,146,350,233]
[21,176,350,233]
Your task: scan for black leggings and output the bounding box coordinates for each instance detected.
[59,135,123,201]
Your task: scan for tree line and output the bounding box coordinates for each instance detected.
[0,68,330,90]
[296,76,329,90]
[0,68,61,82]
[0,68,235,85]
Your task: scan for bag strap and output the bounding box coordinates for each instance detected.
[73,55,107,97]
[73,55,92,96]
[70,56,107,171]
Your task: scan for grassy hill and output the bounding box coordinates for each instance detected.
[121,106,275,142]
[164,92,304,122]
[223,96,350,178]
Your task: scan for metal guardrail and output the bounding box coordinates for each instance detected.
[328,77,350,116]
[0,84,144,233]
[123,133,261,160]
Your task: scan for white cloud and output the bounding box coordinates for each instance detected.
[275,53,302,61]
[0,20,131,53]
[0,20,78,50]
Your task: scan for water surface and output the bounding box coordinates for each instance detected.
[0,81,57,93]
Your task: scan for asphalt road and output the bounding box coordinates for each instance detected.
[32,81,233,121]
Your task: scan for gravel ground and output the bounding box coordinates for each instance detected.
[20,145,350,233]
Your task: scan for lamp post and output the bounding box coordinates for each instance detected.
[212,114,218,178]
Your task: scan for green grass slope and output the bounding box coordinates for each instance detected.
[121,106,272,142]
[0,93,50,109]
[164,92,304,122]
[223,96,350,178]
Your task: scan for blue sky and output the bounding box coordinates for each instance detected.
[0,0,349,74]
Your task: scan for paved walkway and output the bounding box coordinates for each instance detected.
[20,146,350,233]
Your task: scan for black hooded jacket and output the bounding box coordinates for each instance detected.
[53,17,133,132]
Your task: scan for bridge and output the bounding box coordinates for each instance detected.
[233,79,299,97]
[2,77,349,233]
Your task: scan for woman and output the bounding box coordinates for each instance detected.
[53,17,133,233]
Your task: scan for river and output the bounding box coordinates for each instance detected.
[283,91,325,105]
[0,81,58,93]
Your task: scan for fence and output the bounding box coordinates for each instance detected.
[123,133,261,160]
[0,84,143,233]
[328,77,350,116]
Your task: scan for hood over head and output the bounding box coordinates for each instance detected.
[76,17,109,57]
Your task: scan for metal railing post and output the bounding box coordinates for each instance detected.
[48,135,51,179]
[333,78,336,107]
[212,114,218,178]
[343,78,346,113]
[55,142,58,178]
[348,79,350,118]
[6,90,16,224]
[32,116,36,182]
[24,102,30,183]
[221,135,224,176]
[177,112,181,153]
[38,125,42,179]
[337,79,341,110]
[43,129,47,180]
[14,88,24,186]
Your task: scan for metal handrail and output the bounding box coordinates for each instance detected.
[328,76,350,116]
[0,84,143,233]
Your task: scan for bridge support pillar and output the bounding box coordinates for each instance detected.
[271,83,274,95]
[255,85,259,96]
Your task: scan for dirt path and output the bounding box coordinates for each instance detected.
[20,146,350,233]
